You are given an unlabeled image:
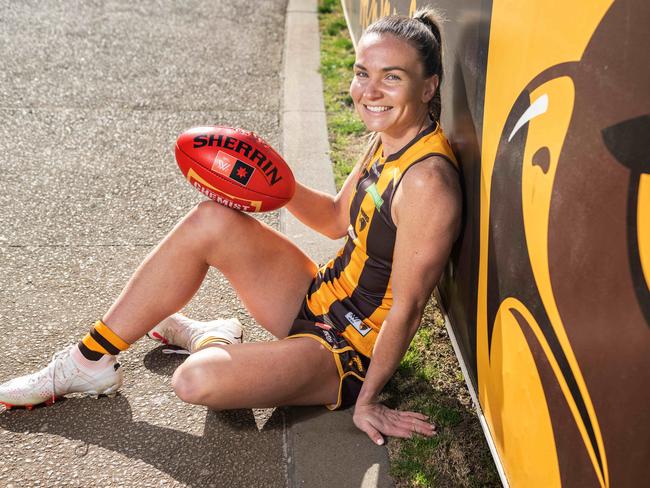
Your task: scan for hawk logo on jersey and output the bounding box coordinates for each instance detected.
[348,355,364,372]
[358,208,370,232]
[345,311,371,336]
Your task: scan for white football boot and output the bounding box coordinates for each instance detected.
[0,345,123,412]
[148,313,243,354]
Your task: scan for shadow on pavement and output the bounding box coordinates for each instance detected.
[0,348,288,487]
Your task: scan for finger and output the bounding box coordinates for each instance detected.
[361,422,386,446]
[399,412,437,433]
[380,419,411,438]
[386,409,426,426]
[394,417,436,437]
[400,411,430,421]
[415,419,437,436]
[382,423,414,439]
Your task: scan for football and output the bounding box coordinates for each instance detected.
[175,126,295,212]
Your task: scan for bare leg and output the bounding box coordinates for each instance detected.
[101,201,341,408]
[172,338,341,408]
[103,201,318,342]
[0,202,339,411]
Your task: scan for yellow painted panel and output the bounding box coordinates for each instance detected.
[638,175,650,288]
[477,1,614,487]
[484,299,561,487]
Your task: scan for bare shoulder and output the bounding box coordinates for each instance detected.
[392,156,462,229]
[400,156,460,196]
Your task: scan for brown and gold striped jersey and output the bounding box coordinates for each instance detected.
[301,123,458,357]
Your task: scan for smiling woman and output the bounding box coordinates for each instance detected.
[351,34,438,142]
[305,9,463,444]
[0,7,461,449]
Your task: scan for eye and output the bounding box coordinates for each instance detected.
[355,70,368,78]
[386,73,401,81]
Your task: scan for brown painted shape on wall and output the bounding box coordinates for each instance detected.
[485,69,607,483]
[547,1,650,485]
[512,308,600,487]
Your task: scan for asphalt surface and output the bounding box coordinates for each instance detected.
[0,1,289,486]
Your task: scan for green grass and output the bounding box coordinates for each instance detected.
[318,0,367,190]
[382,299,500,487]
[317,2,500,486]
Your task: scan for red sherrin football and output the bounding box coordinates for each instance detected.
[175,126,295,212]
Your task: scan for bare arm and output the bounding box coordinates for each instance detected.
[284,159,363,240]
[352,157,461,444]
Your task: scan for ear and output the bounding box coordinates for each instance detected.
[422,74,439,104]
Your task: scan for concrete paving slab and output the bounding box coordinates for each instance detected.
[0,107,279,247]
[280,1,394,487]
[0,0,290,486]
[282,10,326,113]
[288,407,393,488]
[0,245,284,488]
[0,0,285,113]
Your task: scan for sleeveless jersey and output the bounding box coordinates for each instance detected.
[302,123,458,357]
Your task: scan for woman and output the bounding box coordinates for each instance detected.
[0,9,461,446]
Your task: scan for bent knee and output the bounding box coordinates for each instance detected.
[180,201,242,249]
[172,363,213,406]
[187,200,237,232]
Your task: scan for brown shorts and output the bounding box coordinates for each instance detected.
[286,318,371,410]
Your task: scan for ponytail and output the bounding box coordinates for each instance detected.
[413,9,444,121]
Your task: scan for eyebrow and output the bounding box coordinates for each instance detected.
[354,63,409,73]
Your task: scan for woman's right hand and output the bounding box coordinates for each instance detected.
[352,400,437,445]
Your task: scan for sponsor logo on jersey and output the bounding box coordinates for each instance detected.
[365,183,384,210]
[229,159,254,186]
[322,330,336,345]
[211,150,235,175]
[345,311,371,336]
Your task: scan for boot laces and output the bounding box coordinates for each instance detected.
[47,346,76,402]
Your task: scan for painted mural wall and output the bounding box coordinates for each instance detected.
[342,1,650,486]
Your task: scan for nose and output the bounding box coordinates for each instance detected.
[363,78,382,101]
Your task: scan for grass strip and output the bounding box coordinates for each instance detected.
[317,2,500,486]
[318,0,367,190]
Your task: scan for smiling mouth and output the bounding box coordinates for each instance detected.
[364,105,392,113]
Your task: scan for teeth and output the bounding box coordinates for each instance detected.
[365,105,391,113]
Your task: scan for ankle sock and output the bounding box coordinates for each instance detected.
[78,319,130,361]
[193,334,233,352]
[71,346,116,372]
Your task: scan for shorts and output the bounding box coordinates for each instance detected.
[286,317,371,410]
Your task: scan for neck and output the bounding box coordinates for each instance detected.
[380,113,433,158]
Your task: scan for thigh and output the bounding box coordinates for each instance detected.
[172,338,340,409]
[193,202,319,337]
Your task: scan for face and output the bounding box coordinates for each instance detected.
[350,33,438,139]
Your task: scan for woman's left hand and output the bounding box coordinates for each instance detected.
[352,401,437,445]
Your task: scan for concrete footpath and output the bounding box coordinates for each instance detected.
[281,2,392,487]
[0,0,392,486]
